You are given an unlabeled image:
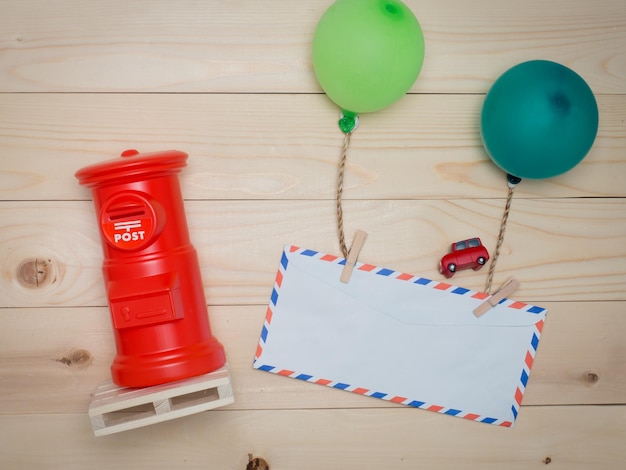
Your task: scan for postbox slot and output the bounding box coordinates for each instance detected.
[106,200,147,221]
[108,209,146,221]
[109,272,184,329]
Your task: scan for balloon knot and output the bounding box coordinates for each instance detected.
[506,174,522,188]
[338,112,359,134]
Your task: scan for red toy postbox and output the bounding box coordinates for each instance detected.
[76,149,226,387]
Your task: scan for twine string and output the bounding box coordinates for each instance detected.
[336,131,351,258]
[337,124,517,293]
[484,183,516,294]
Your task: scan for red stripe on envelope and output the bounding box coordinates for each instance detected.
[535,319,545,333]
[434,283,451,291]
[289,245,299,252]
[278,369,294,377]
[510,301,527,310]
[515,388,524,405]
[275,270,283,288]
[428,405,444,412]
[353,388,369,395]
[321,254,338,261]
[525,351,534,369]
[391,396,408,404]
[265,306,273,324]
[396,273,413,281]
[358,264,376,272]
[472,292,490,300]
[316,379,332,386]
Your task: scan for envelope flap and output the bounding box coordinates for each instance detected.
[284,246,546,328]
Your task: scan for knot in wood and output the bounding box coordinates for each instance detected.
[247,454,269,470]
[57,349,92,368]
[17,258,51,288]
[586,372,599,383]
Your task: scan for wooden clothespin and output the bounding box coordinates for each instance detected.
[340,230,368,283]
[473,277,520,317]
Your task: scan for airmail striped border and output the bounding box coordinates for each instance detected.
[254,245,547,426]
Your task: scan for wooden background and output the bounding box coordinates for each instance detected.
[1,0,625,468]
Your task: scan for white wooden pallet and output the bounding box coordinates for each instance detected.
[88,364,234,437]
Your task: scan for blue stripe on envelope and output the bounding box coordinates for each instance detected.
[376,268,394,277]
[528,306,545,314]
[520,370,529,387]
[531,333,540,350]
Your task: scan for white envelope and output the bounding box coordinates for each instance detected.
[254,246,547,426]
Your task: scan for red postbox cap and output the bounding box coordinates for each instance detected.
[75,149,188,188]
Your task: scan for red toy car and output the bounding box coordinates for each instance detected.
[439,238,489,278]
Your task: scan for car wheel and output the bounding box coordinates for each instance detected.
[477,257,486,265]
[448,263,456,273]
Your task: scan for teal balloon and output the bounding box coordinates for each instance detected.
[313,0,425,114]
[481,60,598,179]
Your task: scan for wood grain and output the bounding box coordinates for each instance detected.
[0,303,624,415]
[1,198,624,307]
[0,407,624,469]
[0,0,624,93]
[0,0,624,467]
[0,94,624,201]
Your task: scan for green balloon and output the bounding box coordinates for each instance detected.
[481,60,599,179]
[313,0,425,114]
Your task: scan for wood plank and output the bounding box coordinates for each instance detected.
[0,303,623,414]
[0,0,624,93]
[0,406,624,469]
[0,93,624,201]
[1,199,624,307]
